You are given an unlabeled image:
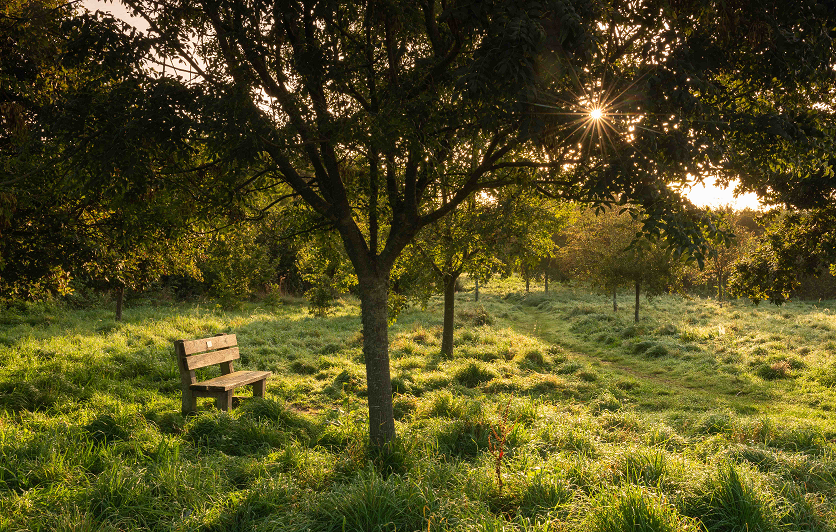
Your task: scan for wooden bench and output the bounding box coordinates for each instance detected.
[175,334,271,416]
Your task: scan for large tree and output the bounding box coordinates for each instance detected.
[0,1,201,305]
[103,0,834,446]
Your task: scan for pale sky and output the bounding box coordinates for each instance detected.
[82,1,148,31]
[684,177,763,211]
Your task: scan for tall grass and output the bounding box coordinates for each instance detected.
[0,283,835,531]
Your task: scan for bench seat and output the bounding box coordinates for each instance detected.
[191,370,272,392]
[175,334,271,415]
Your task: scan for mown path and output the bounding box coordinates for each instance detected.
[508,305,817,421]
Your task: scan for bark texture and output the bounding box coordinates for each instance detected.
[441,273,458,357]
[634,280,641,323]
[358,277,396,447]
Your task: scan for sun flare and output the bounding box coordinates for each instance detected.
[589,108,603,120]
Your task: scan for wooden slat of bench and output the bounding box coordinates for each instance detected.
[181,334,237,355]
[184,347,239,371]
[190,370,271,392]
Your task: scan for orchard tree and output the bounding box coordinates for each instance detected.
[559,206,682,321]
[691,206,758,303]
[80,210,201,319]
[403,186,568,357]
[91,0,835,447]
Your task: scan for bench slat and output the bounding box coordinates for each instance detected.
[190,370,271,392]
[184,347,239,371]
[181,334,238,355]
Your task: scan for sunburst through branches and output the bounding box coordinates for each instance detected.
[533,64,654,164]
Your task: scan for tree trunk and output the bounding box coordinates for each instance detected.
[357,276,396,447]
[525,276,530,293]
[115,285,125,322]
[634,280,640,323]
[613,287,618,312]
[441,272,458,357]
[474,278,479,302]
[544,271,549,293]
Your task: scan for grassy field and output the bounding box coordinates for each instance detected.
[1,280,835,531]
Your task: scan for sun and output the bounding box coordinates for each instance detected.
[589,108,603,120]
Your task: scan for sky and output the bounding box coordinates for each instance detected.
[684,178,762,211]
[81,1,764,212]
[84,0,147,30]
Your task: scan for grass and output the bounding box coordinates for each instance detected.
[1,280,835,531]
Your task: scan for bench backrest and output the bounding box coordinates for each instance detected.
[175,334,239,384]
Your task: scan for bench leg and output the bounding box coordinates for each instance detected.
[216,391,233,411]
[182,389,197,416]
[252,379,266,398]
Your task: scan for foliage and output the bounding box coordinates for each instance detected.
[558,206,683,299]
[731,209,836,305]
[496,191,573,292]
[676,206,760,301]
[0,1,202,303]
[297,231,357,317]
[398,186,570,353]
[10,0,835,447]
[115,0,836,446]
